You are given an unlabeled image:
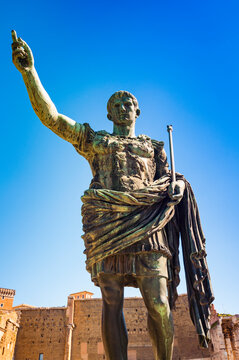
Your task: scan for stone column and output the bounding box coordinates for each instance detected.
[223,328,233,360]
[64,296,75,360]
[230,324,239,360]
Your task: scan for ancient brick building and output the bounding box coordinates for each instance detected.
[0,288,19,360]
[70,291,94,300]
[14,307,67,360]
[1,288,238,359]
[11,293,238,360]
[0,288,16,311]
[0,309,19,360]
[221,314,239,360]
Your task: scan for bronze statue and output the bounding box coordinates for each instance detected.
[11,30,214,360]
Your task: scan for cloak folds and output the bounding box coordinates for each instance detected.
[81,175,214,348]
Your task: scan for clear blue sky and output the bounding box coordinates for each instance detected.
[1,1,238,314]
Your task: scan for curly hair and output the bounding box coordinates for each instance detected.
[107,91,139,113]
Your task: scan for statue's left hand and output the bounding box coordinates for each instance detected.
[167,180,185,206]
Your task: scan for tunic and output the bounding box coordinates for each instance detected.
[69,123,174,283]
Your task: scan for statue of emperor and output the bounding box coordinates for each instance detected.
[11,31,214,360]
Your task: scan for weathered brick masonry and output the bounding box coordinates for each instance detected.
[71,295,227,360]
[14,307,66,360]
[11,293,238,360]
[1,287,237,360]
[0,309,19,360]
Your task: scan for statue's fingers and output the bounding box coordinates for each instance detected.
[168,185,172,193]
[18,37,28,48]
[11,30,18,42]
[18,38,33,57]
[11,42,19,50]
[16,50,26,59]
[168,185,175,195]
[167,199,180,207]
[171,193,182,200]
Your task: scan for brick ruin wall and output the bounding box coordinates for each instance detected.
[12,294,230,360]
[72,295,227,360]
[14,307,66,360]
[0,310,19,360]
[173,296,228,360]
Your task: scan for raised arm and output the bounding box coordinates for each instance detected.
[11,30,83,145]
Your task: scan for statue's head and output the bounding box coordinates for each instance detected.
[107,91,140,126]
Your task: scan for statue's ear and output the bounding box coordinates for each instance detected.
[136,109,140,117]
[107,113,112,121]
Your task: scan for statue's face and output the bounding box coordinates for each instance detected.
[109,96,138,125]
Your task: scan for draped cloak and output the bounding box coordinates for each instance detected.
[81,174,214,348]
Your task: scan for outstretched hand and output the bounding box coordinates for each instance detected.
[167,180,185,206]
[11,30,34,73]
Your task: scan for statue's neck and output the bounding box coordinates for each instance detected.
[112,124,136,137]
